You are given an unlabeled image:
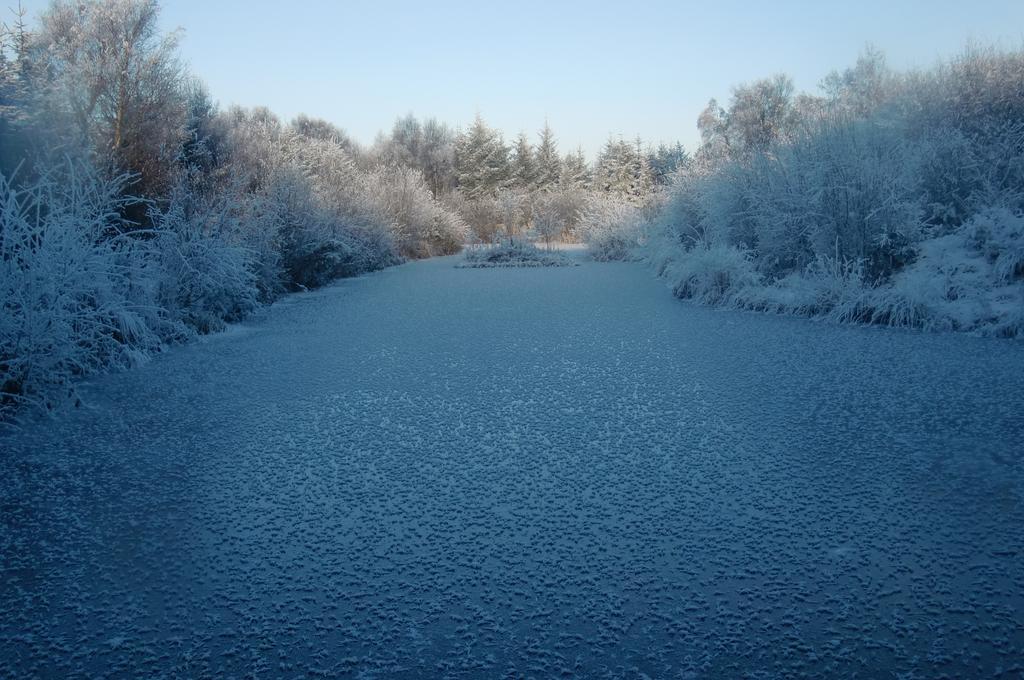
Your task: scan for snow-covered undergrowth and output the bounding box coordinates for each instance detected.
[609,48,1024,338]
[457,241,577,268]
[643,209,1024,337]
[581,197,647,262]
[1,165,166,417]
[0,159,402,421]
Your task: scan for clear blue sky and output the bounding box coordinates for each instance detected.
[14,0,1024,157]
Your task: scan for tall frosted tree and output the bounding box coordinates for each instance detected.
[511,131,537,189]
[534,121,562,190]
[594,136,652,199]
[419,117,457,196]
[727,74,798,153]
[34,0,187,197]
[292,113,355,149]
[374,114,421,170]
[648,142,689,185]
[822,46,892,118]
[697,74,799,166]
[377,114,457,196]
[179,81,223,186]
[559,146,591,188]
[630,136,654,197]
[696,98,730,167]
[594,136,625,194]
[454,114,510,198]
[0,6,32,175]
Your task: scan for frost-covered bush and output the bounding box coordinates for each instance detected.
[427,209,470,256]
[748,117,922,279]
[239,164,400,293]
[644,46,1024,338]
[363,165,467,258]
[732,256,872,322]
[873,209,1024,335]
[662,244,761,304]
[917,122,1024,234]
[966,208,1024,284]
[279,226,398,290]
[444,191,503,244]
[219,109,454,265]
[530,189,588,246]
[0,163,166,417]
[581,196,646,261]
[150,189,259,333]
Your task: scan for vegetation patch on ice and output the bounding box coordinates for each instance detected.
[457,241,578,268]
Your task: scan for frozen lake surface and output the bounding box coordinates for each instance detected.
[2,254,1023,678]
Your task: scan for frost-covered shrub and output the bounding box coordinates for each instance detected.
[663,245,761,304]
[427,209,469,256]
[0,163,166,417]
[581,197,645,261]
[233,191,287,302]
[702,163,761,254]
[530,189,588,246]
[797,257,872,322]
[735,117,922,280]
[644,47,1024,338]
[246,165,400,292]
[873,209,1024,335]
[364,165,467,258]
[281,235,380,289]
[918,122,1024,234]
[150,189,259,334]
[219,110,452,264]
[444,191,503,244]
[968,208,1024,284]
[871,234,991,331]
[729,256,870,321]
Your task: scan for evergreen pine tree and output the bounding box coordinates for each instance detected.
[454,114,510,198]
[594,136,653,199]
[594,136,627,194]
[534,121,562,191]
[511,131,537,189]
[630,136,654,197]
[648,142,689,185]
[559,146,590,189]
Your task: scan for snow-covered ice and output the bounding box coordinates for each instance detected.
[2,254,1023,678]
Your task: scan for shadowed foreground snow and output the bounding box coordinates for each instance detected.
[2,254,1023,678]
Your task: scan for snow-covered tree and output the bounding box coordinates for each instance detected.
[535,121,562,190]
[454,114,510,198]
[822,46,893,118]
[34,0,188,197]
[594,136,653,199]
[559,147,591,189]
[726,74,799,154]
[511,132,537,189]
[419,117,457,196]
[0,4,33,175]
[532,189,586,246]
[494,188,526,242]
[648,142,689,185]
[291,114,357,150]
